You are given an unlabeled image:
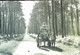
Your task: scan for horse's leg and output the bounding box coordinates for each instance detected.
[37,40,39,47]
[39,39,41,48]
[53,40,55,47]
[44,40,45,46]
[52,41,53,46]
[48,40,51,47]
[41,40,42,45]
[40,39,42,46]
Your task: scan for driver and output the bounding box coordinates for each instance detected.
[40,22,48,32]
[40,22,48,38]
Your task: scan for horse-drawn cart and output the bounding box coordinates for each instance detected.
[36,22,56,47]
[36,30,51,47]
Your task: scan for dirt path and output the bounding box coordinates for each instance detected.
[13,34,63,55]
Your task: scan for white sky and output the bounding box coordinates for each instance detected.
[20,1,35,33]
[21,1,35,27]
[20,1,38,33]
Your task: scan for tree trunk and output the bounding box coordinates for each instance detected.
[47,1,51,32]
[2,5,4,35]
[55,1,58,36]
[66,12,69,35]
[44,1,47,24]
[70,0,75,35]
[9,3,13,39]
[74,0,79,36]
[52,0,56,47]
[60,0,64,38]
[63,5,66,37]
[0,3,1,34]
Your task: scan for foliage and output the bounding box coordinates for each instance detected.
[28,1,50,34]
[71,50,80,55]
[0,40,20,54]
[73,37,80,47]
[56,35,80,48]
[0,1,26,40]
[28,0,80,37]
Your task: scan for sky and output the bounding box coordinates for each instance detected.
[20,1,36,33]
[21,1,35,27]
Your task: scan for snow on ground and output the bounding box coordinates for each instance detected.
[13,34,63,55]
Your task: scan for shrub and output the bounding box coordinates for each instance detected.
[14,35,24,41]
[71,50,80,55]
[61,37,73,45]
[56,37,62,43]
[73,37,80,47]
[0,40,19,54]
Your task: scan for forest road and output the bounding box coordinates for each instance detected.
[13,34,63,55]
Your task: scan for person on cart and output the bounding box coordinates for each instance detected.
[40,22,48,33]
[40,22,49,40]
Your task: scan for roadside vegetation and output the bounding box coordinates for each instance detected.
[0,34,24,55]
[0,1,26,55]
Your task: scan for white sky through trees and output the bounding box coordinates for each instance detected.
[20,1,36,33]
[21,1,35,26]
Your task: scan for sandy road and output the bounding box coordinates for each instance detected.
[13,34,63,55]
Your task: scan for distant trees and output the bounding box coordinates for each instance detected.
[0,1,26,39]
[28,1,49,34]
[28,0,80,37]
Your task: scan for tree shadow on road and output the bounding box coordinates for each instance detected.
[39,46,50,51]
[39,46,63,52]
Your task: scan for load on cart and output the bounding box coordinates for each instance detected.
[36,22,51,47]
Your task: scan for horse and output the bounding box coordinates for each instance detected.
[36,30,51,47]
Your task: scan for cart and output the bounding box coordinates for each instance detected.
[36,30,51,47]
